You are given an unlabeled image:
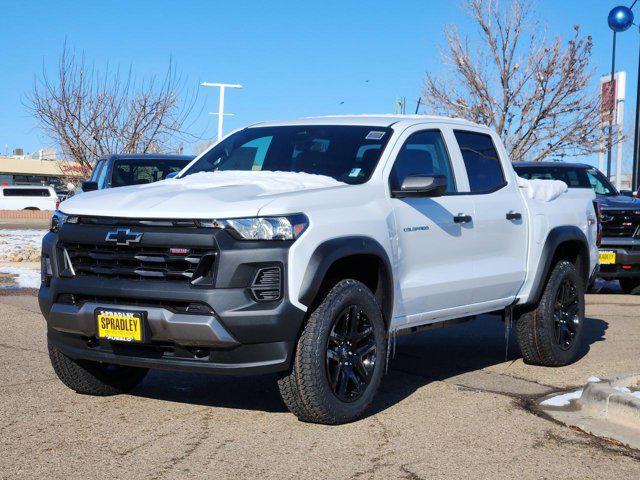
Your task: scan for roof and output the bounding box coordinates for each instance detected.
[513,161,592,169]
[252,114,484,128]
[0,156,83,177]
[98,154,195,162]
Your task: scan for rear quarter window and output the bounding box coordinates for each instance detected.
[2,188,52,197]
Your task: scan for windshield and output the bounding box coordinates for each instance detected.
[182,125,393,184]
[586,168,618,196]
[111,159,190,187]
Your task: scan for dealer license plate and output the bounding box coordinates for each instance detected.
[598,250,616,265]
[96,309,144,342]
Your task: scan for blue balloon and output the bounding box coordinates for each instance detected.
[608,6,634,32]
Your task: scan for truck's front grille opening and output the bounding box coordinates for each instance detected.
[60,243,216,282]
[602,210,640,238]
[57,294,214,315]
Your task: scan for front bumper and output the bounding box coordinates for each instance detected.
[598,240,640,279]
[39,224,306,375]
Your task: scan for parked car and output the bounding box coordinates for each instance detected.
[42,116,597,424]
[0,185,59,210]
[80,154,194,192]
[514,162,640,293]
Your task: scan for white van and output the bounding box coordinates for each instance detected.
[0,186,59,210]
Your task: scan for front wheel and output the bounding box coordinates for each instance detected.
[48,342,148,395]
[277,279,387,424]
[515,260,585,367]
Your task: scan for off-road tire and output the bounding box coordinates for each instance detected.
[619,278,640,295]
[48,342,148,396]
[515,260,585,367]
[277,279,387,424]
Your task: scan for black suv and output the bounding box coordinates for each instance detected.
[514,162,640,293]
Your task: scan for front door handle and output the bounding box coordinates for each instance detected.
[453,213,472,224]
[506,211,522,221]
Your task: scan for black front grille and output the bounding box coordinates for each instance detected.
[602,210,640,238]
[61,243,215,282]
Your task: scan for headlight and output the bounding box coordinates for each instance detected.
[50,211,67,232]
[198,214,309,240]
[50,211,77,233]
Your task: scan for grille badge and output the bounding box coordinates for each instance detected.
[105,228,143,246]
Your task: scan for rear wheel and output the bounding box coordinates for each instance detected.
[277,279,386,424]
[619,278,640,295]
[515,260,585,367]
[48,342,148,395]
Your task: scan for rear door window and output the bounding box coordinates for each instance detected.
[454,131,506,193]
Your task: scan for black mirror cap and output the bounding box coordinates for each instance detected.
[620,189,634,197]
[82,181,99,192]
[392,174,447,198]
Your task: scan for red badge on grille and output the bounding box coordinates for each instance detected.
[169,248,189,255]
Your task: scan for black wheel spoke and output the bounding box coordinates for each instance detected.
[336,367,349,396]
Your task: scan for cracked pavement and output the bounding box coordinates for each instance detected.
[1,291,639,479]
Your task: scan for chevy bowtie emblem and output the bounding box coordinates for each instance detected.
[105,228,143,246]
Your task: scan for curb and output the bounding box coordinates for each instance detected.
[580,374,640,427]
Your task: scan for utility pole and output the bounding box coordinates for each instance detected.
[200,82,243,141]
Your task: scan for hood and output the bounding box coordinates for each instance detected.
[60,171,347,218]
[598,193,640,210]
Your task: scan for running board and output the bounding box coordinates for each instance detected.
[394,315,475,337]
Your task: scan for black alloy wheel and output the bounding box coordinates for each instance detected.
[553,278,580,351]
[326,305,377,402]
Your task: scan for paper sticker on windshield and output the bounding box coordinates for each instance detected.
[348,168,362,178]
[366,131,386,140]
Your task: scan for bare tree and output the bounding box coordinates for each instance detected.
[27,44,198,174]
[422,0,616,162]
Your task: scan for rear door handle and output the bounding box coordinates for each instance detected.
[453,214,473,224]
[506,211,522,221]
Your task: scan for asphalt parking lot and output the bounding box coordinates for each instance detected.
[1,290,639,479]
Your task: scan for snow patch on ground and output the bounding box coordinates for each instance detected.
[586,376,601,383]
[0,266,40,289]
[158,170,346,195]
[540,389,583,407]
[0,229,47,259]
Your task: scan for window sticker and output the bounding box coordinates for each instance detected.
[348,167,362,178]
[366,131,386,140]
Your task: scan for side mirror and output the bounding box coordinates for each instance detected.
[620,189,633,197]
[81,181,99,192]
[391,175,447,198]
[165,171,179,179]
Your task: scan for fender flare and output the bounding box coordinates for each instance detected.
[524,225,590,307]
[298,236,394,322]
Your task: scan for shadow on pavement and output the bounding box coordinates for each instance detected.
[131,314,608,416]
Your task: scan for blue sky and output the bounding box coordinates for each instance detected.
[1,0,639,170]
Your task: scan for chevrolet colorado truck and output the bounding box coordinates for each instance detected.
[514,162,640,293]
[40,115,598,424]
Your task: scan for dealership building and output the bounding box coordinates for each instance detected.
[0,152,84,188]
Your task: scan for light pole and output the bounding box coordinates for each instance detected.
[607,6,635,187]
[200,82,243,142]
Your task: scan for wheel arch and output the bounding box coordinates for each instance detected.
[523,225,590,308]
[298,236,394,327]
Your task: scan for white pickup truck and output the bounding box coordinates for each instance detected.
[40,115,598,424]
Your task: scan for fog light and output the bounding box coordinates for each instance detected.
[41,254,52,286]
